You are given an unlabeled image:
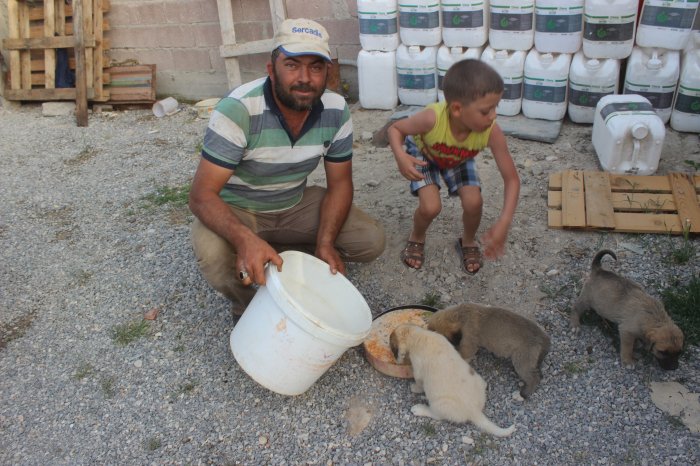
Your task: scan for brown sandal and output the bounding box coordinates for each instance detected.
[400,240,425,269]
[456,238,483,275]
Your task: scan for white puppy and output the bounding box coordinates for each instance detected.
[390,324,516,437]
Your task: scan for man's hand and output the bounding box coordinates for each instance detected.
[315,242,346,275]
[235,231,283,286]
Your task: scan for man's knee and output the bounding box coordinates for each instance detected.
[340,212,386,262]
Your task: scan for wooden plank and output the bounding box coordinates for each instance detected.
[44,0,57,89]
[220,39,276,58]
[3,35,96,50]
[93,0,107,100]
[84,0,94,90]
[550,172,700,192]
[8,0,21,90]
[549,191,686,213]
[4,87,95,100]
[669,172,700,233]
[548,211,684,234]
[19,2,32,90]
[29,18,110,37]
[561,170,586,228]
[74,0,88,126]
[583,171,616,229]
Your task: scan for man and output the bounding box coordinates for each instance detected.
[189,18,386,315]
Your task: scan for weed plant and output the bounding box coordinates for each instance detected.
[662,275,700,346]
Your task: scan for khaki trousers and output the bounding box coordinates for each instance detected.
[191,186,385,307]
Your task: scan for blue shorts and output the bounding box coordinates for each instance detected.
[405,136,481,196]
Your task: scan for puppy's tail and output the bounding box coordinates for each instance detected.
[591,249,616,271]
[472,413,516,438]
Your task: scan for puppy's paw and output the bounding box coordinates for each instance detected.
[410,404,432,418]
[570,325,581,335]
[511,390,525,402]
[623,361,636,370]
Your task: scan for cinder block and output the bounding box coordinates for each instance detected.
[323,19,360,47]
[156,25,198,48]
[346,0,358,17]
[172,49,214,71]
[286,0,335,19]
[192,23,224,47]
[233,22,273,44]
[131,2,168,26]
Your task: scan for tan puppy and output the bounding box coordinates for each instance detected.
[570,249,684,370]
[427,303,550,398]
[389,324,516,437]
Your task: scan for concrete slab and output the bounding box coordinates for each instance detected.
[371,106,563,147]
[650,381,700,433]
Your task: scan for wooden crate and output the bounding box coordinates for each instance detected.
[548,170,700,234]
[2,0,110,102]
[106,64,156,104]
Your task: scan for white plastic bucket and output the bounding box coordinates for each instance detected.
[399,0,442,46]
[582,0,637,59]
[636,0,698,51]
[567,50,620,123]
[397,44,438,105]
[534,0,584,54]
[489,0,535,51]
[441,0,489,47]
[358,49,399,109]
[592,94,665,175]
[623,46,680,124]
[481,46,526,116]
[670,48,700,133]
[437,45,483,101]
[522,49,572,120]
[230,251,372,396]
[358,0,400,51]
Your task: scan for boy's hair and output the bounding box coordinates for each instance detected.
[442,59,504,105]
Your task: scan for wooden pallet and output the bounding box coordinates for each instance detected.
[106,64,156,104]
[3,0,110,102]
[548,171,700,234]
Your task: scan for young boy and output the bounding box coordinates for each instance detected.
[387,59,520,274]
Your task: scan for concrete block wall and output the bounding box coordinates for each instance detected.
[0,0,361,101]
[107,0,361,100]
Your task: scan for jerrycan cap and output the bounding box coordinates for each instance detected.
[631,123,649,140]
[495,50,509,60]
[647,57,662,70]
[408,45,421,56]
[585,58,601,70]
[450,47,464,55]
[541,53,554,65]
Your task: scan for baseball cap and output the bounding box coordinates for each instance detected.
[273,18,332,62]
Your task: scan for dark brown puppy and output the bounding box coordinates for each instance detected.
[427,303,550,398]
[570,249,684,370]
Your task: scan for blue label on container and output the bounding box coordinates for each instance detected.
[623,87,675,109]
[443,10,484,28]
[523,83,566,103]
[503,82,523,100]
[640,6,697,29]
[535,14,583,33]
[491,12,533,31]
[569,88,614,108]
[583,21,635,42]
[398,72,437,90]
[600,101,655,120]
[400,11,440,29]
[360,18,398,35]
[673,92,700,115]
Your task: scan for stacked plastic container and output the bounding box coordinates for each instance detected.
[355,0,700,136]
[357,0,400,109]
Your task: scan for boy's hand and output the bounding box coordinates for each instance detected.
[395,152,428,181]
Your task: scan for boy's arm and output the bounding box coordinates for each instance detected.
[482,123,521,259]
[386,109,436,181]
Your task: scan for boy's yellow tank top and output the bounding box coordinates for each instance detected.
[415,101,494,169]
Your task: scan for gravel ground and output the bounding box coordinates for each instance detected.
[0,102,698,465]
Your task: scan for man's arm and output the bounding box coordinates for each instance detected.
[189,158,282,285]
[316,159,354,274]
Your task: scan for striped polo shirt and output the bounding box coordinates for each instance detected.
[202,77,353,212]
